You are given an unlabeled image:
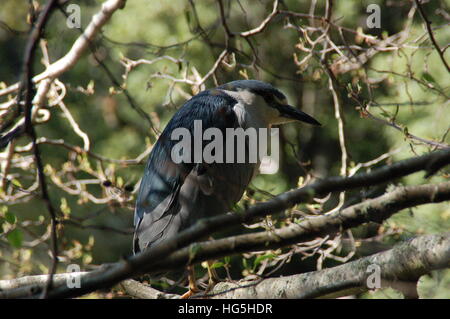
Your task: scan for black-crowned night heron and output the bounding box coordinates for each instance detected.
[133,80,320,297]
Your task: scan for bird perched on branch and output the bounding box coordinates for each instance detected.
[133,80,320,297]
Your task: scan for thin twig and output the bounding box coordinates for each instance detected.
[20,0,59,299]
[414,0,450,73]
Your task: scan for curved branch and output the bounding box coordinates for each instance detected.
[0,272,88,298]
[414,0,450,73]
[3,149,449,298]
[206,233,450,298]
[120,279,178,299]
[147,182,450,274]
[0,0,127,97]
[20,0,59,299]
[238,0,279,37]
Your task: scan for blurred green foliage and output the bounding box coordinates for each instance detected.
[0,0,449,298]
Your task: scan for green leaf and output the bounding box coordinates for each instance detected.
[209,262,225,269]
[12,179,22,188]
[379,110,391,119]
[253,253,276,269]
[5,211,16,224]
[184,9,191,26]
[60,198,71,217]
[188,243,201,263]
[422,72,437,85]
[7,229,23,248]
[242,258,249,270]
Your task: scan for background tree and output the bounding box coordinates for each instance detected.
[0,0,449,299]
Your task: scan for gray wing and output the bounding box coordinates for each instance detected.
[133,90,255,254]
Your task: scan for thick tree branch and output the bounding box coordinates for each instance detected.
[4,232,448,299]
[145,182,450,274]
[2,174,449,298]
[0,272,88,290]
[0,272,87,298]
[120,279,179,299]
[1,0,448,301]
[206,233,450,298]
[21,148,450,298]
[0,273,175,299]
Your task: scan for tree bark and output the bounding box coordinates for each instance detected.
[205,233,450,298]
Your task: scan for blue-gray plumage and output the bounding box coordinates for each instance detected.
[133,80,320,254]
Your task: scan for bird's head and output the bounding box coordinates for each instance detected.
[217,80,321,127]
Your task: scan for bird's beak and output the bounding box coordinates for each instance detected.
[276,104,321,126]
